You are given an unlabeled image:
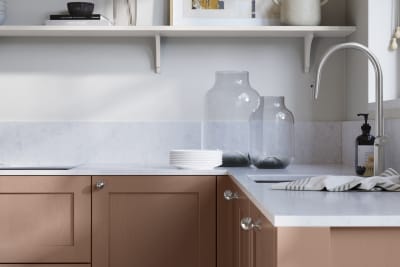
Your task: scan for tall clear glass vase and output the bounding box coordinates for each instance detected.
[250,96,295,169]
[202,71,260,167]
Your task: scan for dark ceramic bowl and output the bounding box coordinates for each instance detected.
[67,2,94,17]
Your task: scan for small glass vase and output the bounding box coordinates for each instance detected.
[250,96,295,169]
[202,71,260,167]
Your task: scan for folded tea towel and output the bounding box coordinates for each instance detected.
[271,168,400,192]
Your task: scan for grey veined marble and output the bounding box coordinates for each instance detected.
[0,121,343,166]
[0,122,200,166]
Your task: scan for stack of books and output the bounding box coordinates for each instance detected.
[45,14,112,26]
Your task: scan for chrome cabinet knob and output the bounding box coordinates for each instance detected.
[240,217,261,231]
[95,180,105,190]
[224,190,239,200]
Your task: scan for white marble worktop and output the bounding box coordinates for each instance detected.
[0,164,227,176]
[1,164,400,227]
[227,166,400,227]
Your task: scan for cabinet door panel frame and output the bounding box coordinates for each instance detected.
[0,176,91,263]
[92,175,216,267]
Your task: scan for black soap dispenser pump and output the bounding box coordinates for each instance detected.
[355,113,375,176]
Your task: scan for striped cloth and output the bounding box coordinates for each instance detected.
[271,168,400,192]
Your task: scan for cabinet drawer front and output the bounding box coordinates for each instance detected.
[92,175,216,267]
[0,176,91,263]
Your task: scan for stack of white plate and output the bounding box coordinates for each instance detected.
[169,150,222,170]
[0,0,6,25]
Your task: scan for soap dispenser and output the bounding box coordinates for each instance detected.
[355,113,375,176]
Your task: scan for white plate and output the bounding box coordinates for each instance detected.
[170,156,221,159]
[170,152,222,157]
[170,160,222,163]
[170,153,222,157]
[170,158,222,161]
[170,158,222,162]
[172,164,220,170]
[170,149,222,153]
[170,162,222,167]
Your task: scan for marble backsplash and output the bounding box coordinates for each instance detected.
[0,121,342,167]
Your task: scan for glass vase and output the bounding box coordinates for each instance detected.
[250,96,295,169]
[202,71,260,167]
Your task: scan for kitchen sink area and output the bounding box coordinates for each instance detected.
[0,165,76,170]
[247,174,312,183]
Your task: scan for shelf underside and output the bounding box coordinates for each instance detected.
[0,25,356,74]
[0,25,356,38]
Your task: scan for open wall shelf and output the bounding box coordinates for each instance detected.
[0,25,356,73]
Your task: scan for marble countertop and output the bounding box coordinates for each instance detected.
[227,166,400,227]
[0,164,227,176]
[1,164,400,227]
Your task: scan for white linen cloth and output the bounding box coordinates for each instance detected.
[271,168,400,192]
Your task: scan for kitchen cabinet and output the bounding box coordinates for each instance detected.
[249,203,276,267]
[0,265,90,267]
[247,204,328,267]
[92,175,216,267]
[234,182,251,267]
[3,173,399,267]
[0,176,91,264]
[218,175,329,267]
[217,176,235,267]
[218,176,273,267]
[217,175,250,267]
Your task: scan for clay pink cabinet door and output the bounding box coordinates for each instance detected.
[92,175,216,267]
[250,203,276,267]
[0,265,90,267]
[0,176,91,263]
[233,181,250,267]
[217,176,235,267]
[217,176,251,267]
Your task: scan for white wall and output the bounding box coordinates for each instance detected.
[368,0,399,102]
[345,0,369,120]
[346,0,400,120]
[0,0,347,122]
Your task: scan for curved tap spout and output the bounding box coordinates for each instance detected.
[314,42,385,175]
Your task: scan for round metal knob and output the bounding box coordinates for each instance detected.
[224,190,239,201]
[95,180,105,190]
[240,217,261,231]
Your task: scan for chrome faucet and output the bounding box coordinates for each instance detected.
[314,42,385,176]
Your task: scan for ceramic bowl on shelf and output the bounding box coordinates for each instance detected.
[67,2,94,17]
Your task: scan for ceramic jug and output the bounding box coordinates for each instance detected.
[273,0,328,26]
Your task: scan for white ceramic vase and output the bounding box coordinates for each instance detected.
[273,0,328,26]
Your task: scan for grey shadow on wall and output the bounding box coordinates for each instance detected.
[0,37,172,120]
[0,37,155,74]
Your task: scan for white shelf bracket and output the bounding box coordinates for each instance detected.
[304,33,314,73]
[155,33,161,74]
